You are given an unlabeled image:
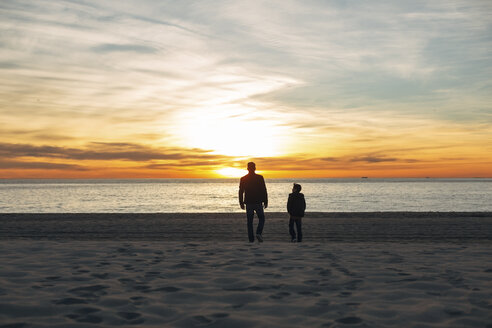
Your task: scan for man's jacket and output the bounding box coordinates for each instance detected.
[239,173,268,204]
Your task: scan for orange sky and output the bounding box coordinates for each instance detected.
[1,1,491,178]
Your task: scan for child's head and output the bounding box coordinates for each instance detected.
[292,183,302,193]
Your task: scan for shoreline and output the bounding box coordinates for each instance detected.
[1,212,491,242]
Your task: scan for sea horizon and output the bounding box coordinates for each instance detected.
[2,178,491,213]
[2,177,492,182]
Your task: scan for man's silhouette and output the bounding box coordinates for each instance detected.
[239,162,268,242]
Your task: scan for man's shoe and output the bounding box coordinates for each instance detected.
[291,238,296,243]
[256,234,263,242]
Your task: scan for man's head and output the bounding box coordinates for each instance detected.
[247,162,256,173]
[292,183,302,193]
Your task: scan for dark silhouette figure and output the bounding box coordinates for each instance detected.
[239,162,268,242]
[287,183,306,242]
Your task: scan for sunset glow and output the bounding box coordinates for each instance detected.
[0,1,491,178]
[215,167,247,178]
[176,106,287,157]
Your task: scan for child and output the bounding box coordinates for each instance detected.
[287,183,306,242]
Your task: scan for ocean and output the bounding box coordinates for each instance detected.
[0,178,491,213]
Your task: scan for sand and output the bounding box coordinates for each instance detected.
[0,213,491,327]
[1,212,491,241]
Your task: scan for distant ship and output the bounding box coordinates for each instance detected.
[361,177,368,179]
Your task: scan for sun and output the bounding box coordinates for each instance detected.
[176,107,286,157]
[215,167,246,178]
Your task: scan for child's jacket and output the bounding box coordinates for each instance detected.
[287,192,306,217]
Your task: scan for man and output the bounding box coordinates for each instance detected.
[239,162,268,242]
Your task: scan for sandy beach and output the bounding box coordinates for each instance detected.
[1,213,491,327]
[1,212,492,242]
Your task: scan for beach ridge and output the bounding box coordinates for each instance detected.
[2,212,491,242]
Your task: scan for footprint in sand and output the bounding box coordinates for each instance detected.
[75,310,103,323]
[174,262,195,269]
[117,312,141,320]
[75,307,101,315]
[316,299,330,307]
[193,315,212,324]
[53,297,88,305]
[0,323,28,328]
[67,313,103,324]
[118,278,135,284]
[211,313,229,318]
[152,286,181,292]
[130,296,148,305]
[130,296,146,301]
[444,308,464,316]
[68,285,109,298]
[338,291,352,297]
[132,284,151,292]
[336,316,363,324]
[318,269,332,277]
[251,260,273,267]
[270,292,291,299]
[91,273,109,279]
[343,279,363,291]
[298,290,321,296]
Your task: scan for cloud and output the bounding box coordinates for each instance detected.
[0,160,87,170]
[350,156,398,163]
[0,128,77,142]
[92,43,156,53]
[0,142,231,162]
[0,61,20,69]
[0,141,422,171]
[348,156,419,164]
[250,154,423,172]
[0,140,486,177]
[320,157,339,162]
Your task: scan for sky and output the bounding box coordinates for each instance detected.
[0,0,491,178]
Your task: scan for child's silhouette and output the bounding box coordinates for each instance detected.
[287,183,306,242]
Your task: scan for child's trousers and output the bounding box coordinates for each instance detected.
[289,216,302,242]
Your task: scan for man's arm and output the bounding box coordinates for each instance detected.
[262,176,268,208]
[287,194,292,214]
[238,178,245,210]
